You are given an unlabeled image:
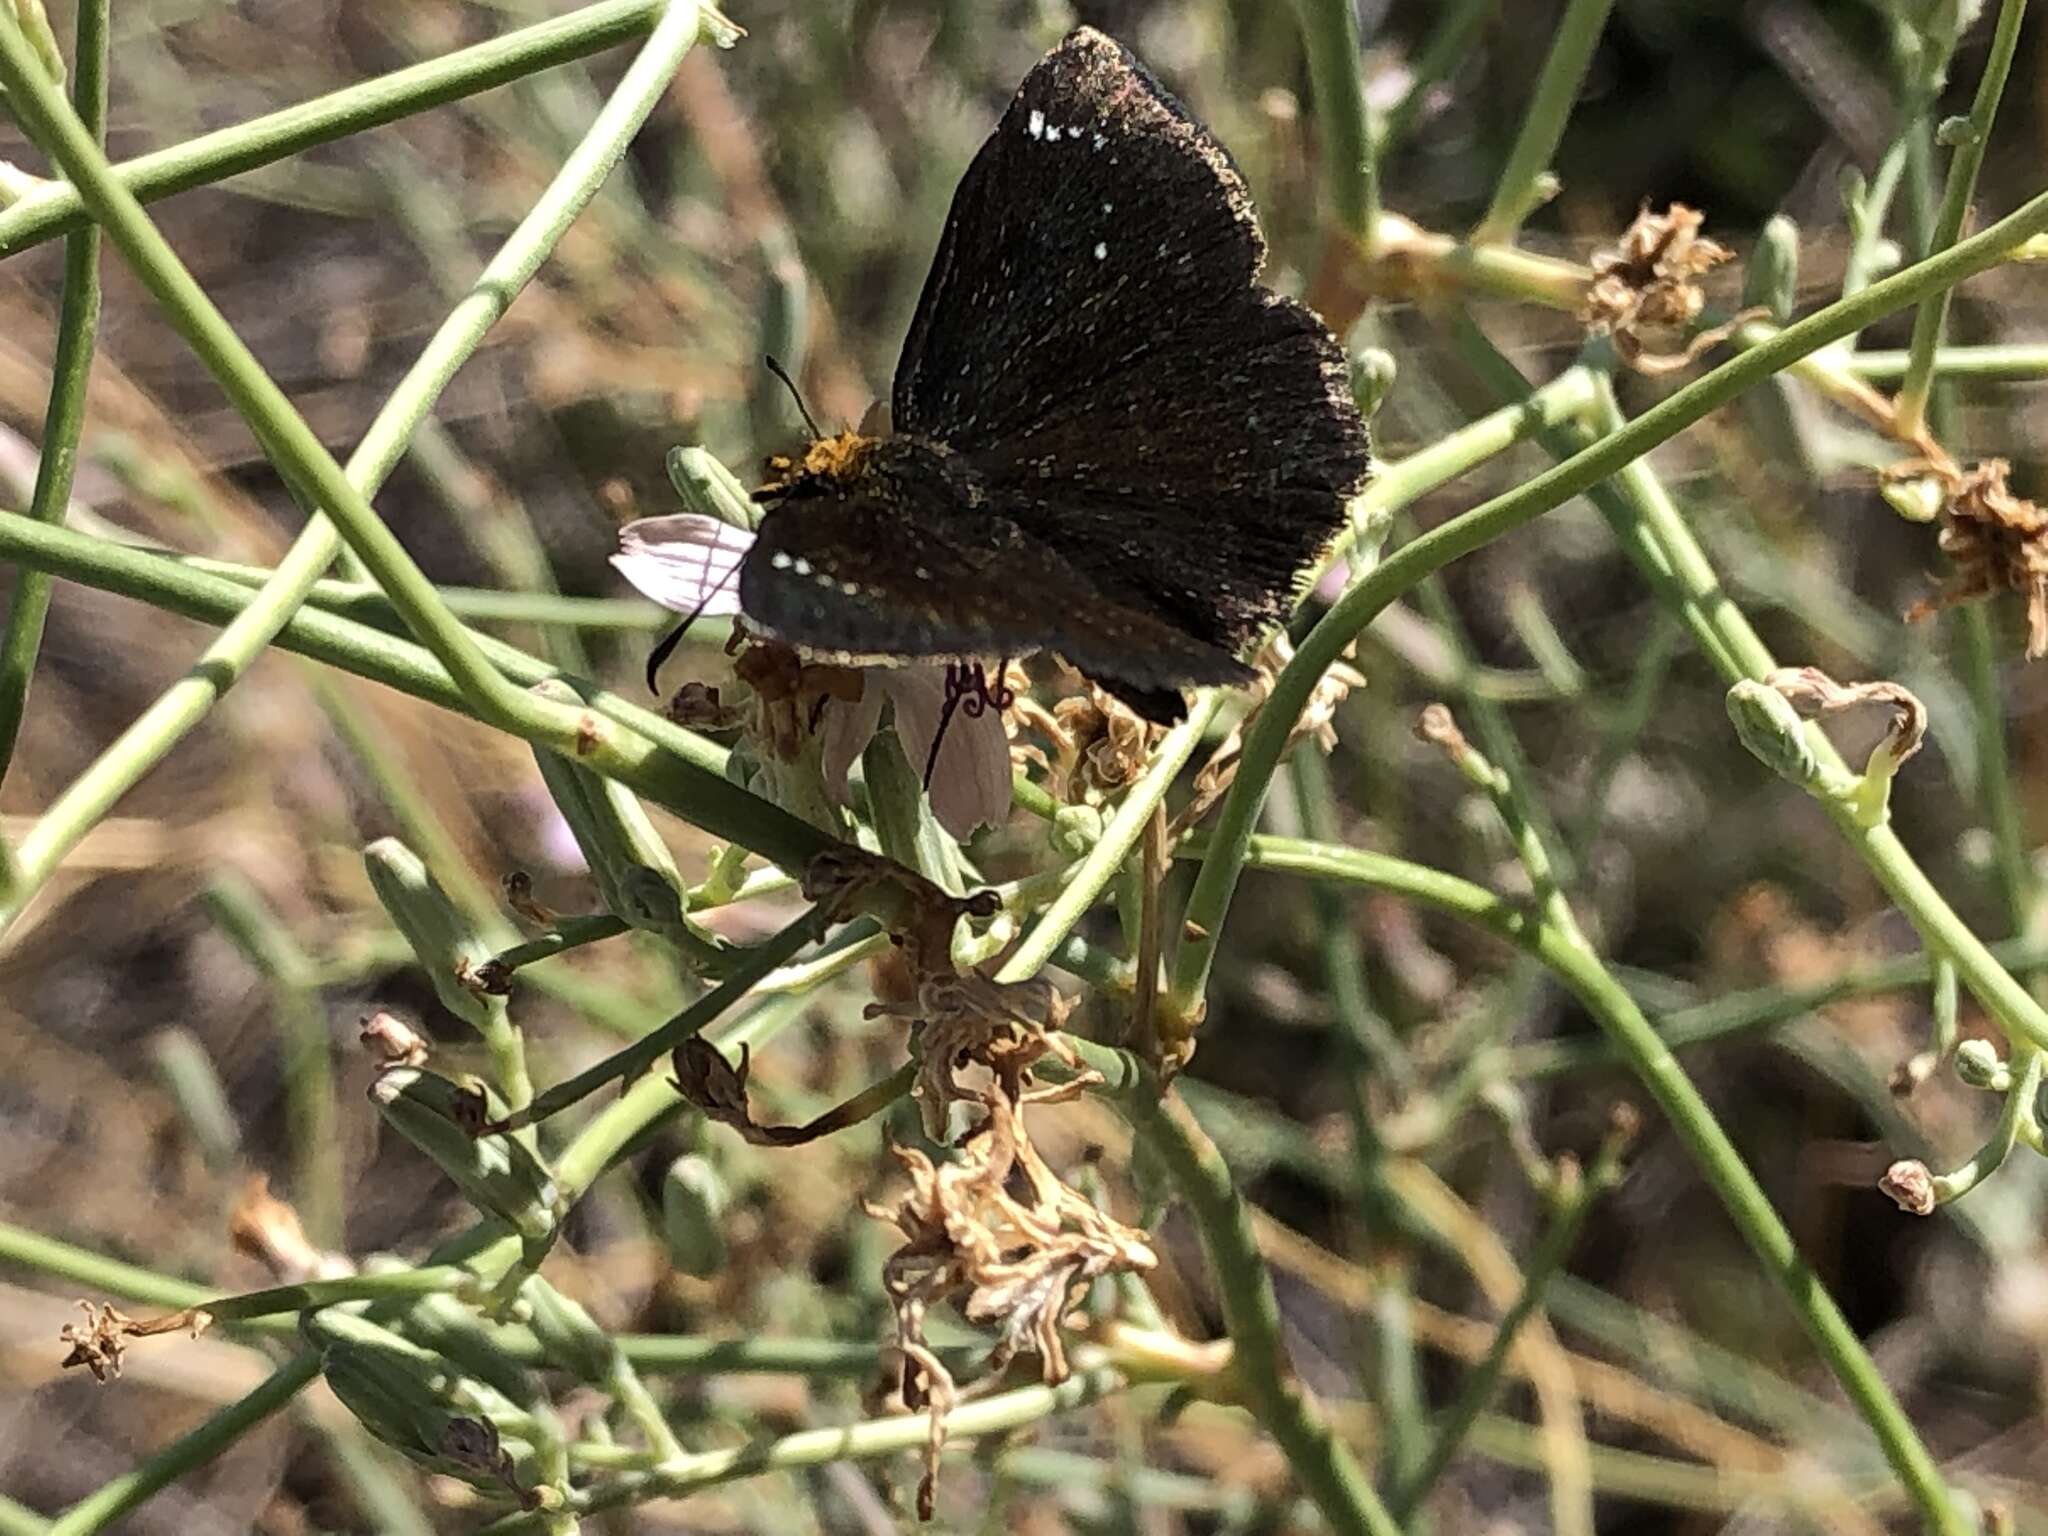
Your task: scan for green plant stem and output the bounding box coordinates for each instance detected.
[0,1495,45,1536]
[1932,1045,2042,1204]
[1470,0,1615,244]
[1177,833,1966,1530]
[0,0,713,927]
[1592,373,2048,1059]
[1292,0,1375,241]
[1893,0,2030,434]
[0,509,832,872]
[485,906,836,1135]
[0,0,105,785]
[998,696,1221,985]
[1119,1089,1401,1536]
[1388,1156,1611,1523]
[1169,182,2048,1028]
[1958,607,2034,935]
[497,1367,1128,1528]
[0,0,670,257]
[1848,342,2048,381]
[44,1355,323,1536]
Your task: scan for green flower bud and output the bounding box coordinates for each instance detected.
[1049,804,1104,857]
[1743,215,1799,324]
[371,1068,561,1262]
[1347,345,1397,421]
[363,839,494,1031]
[666,445,759,531]
[1881,474,1946,524]
[1725,680,1825,790]
[661,1153,729,1278]
[1954,1038,2008,1090]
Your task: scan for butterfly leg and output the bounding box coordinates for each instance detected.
[923,661,973,788]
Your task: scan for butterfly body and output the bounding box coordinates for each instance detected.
[737,27,1371,724]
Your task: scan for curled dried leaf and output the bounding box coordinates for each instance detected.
[1762,666,1925,765]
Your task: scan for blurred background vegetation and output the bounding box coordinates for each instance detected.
[5,0,2048,1530]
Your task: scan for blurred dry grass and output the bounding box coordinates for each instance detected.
[5,0,2048,1531]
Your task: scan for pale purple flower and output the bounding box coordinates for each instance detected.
[609,513,751,616]
[612,515,1012,838]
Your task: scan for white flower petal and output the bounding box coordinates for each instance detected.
[818,677,884,806]
[610,514,752,616]
[880,667,1012,838]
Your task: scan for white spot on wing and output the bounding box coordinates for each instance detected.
[770,550,792,570]
[1093,241,1107,260]
[1027,108,1044,139]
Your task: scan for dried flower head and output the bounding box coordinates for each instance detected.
[867,970,1076,1137]
[1584,203,1753,373]
[1880,1158,1937,1216]
[358,1011,431,1068]
[1895,458,2048,656]
[59,1300,211,1382]
[866,1082,1156,1516]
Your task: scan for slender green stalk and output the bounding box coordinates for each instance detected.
[505,1367,1129,1527]
[0,1495,45,1536]
[1180,834,1967,1530]
[1292,0,1375,241]
[0,0,719,926]
[1119,1090,1401,1536]
[999,696,1220,984]
[0,509,833,872]
[0,0,106,784]
[1929,1046,2042,1204]
[1470,0,1615,244]
[0,0,670,257]
[1958,608,2034,934]
[1848,342,2048,381]
[1894,0,2030,434]
[485,906,835,1135]
[44,1355,323,1536]
[1169,181,2048,1025]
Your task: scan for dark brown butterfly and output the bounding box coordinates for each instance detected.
[729,28,1370,727]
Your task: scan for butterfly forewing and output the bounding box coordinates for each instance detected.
[889,28,1370,659]
[737,487,1255,694]
[894,29,1266,451]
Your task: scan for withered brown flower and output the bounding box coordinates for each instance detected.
[866,1083,1156,1517]
[1896,458,2048,656]
[59,1300,211,1382]
[1584,203,1752,373]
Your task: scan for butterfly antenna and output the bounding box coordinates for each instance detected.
[764,355,823,440]
[646,558,744,694]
